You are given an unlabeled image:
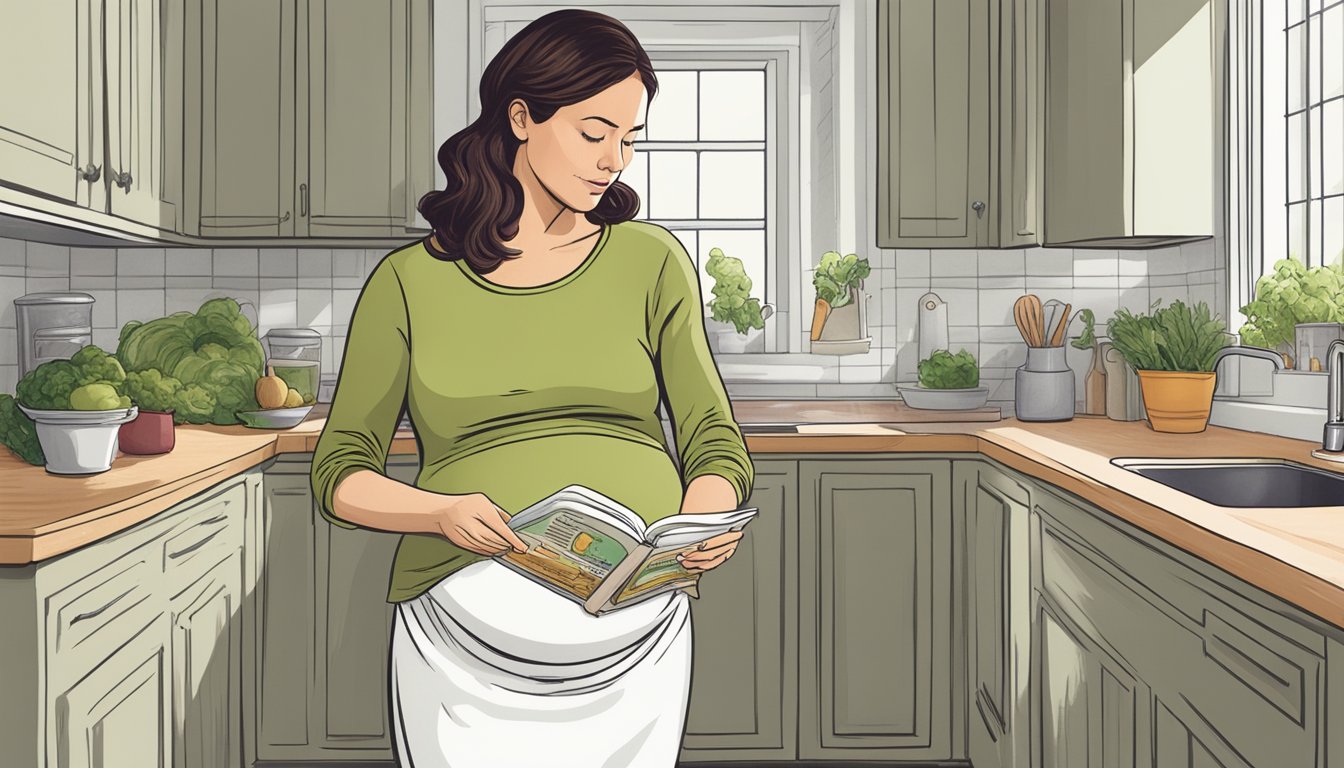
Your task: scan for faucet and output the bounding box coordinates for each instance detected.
[1211,344,1287,373]
[1325,339,1344,453]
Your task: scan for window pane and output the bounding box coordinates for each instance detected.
[648,151,698,219]
[1288,201,1307,261]
[1310,198,1324,266]
[1325,197,1344,267]
[699,71,765,141]
[1310,104,1323,198]
[699,151,765,219]
[698,229,767,307]
[1310,14,1322,105]
[1288,112,1307,201]
[646,70,698,141]
[619,152,649,219]
[1288,25,1306,113]
[1289,0,1305,27]
[1326,5,1343,99]
[1326,99,1343,196]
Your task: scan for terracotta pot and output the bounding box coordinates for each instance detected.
[1135,370,1217,433]
[118,409,176,454]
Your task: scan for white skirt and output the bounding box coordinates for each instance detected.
[390,558,693,768]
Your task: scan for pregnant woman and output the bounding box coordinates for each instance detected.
[309,9,754,767]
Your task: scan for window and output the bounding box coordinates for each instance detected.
[621,62,775,332]
[1259,0,1344,274]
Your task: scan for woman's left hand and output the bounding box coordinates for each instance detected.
[676,530,744,573]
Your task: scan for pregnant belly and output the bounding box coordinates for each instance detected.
[418,433,686,524]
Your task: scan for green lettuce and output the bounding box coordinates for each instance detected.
[1238,257,1344,350]
[813,251,871,308]
[918,349,980,389]
[705,247,766,334]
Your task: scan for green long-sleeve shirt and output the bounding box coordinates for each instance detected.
[310,221,755,603]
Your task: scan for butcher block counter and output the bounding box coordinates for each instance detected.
[2,401,1343,628]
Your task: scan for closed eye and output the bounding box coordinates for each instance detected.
[581,132,637,147]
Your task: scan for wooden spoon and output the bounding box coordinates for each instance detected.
[1025,294,1044,347]
[1049,302,1073,347]
[1013,296,1036,346]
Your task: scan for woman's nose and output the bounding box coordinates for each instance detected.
[598,142,625,174]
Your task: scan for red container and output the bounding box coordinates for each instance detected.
[118,409,176,455]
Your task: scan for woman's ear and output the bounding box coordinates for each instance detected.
[508,99,529,142]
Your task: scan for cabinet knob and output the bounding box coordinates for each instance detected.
[78,163,101,183]
[972,200,986,219]
[114,171,133,192]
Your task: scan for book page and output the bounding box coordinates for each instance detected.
[611,541,704,604]
[498,510,635,600]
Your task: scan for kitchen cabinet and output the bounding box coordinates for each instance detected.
[955,460,1033,768]
[1043,0,1216,246]
[877,0,1043,248]
[190,0,432,240]
[253,454,408,763]
[0,470,256,768]
[0,0,180,231]
[798,458,953,761]
[680,460,798,762]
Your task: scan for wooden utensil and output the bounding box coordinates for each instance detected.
[1025,294,1045,347]
[1049,302,1073,347]
[1013,296,1037,346]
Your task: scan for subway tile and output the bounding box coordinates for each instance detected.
[931,276,977,289]
[214,248,259,277]
[979,341,1026,369]
[92,328,120,353]
[978,275,1026,290]
[331,335,346,373]
[321,336,335,375]
[333,274,365,290]
[1073,275,1119,289]
[0,365,16,394]
[948,326,980,344]
[71,275,116,290]
[978,288,1022,326]
[1068,288,1121,322]
[0,238,25,269]
[165,287,216,315]
[1145,246,1187,275]
[838,364,884,384]
[116,289,166,328]
[1182,239,1216,272]
[1073,249,1118,277]
[299,249,333,277]
[0,276,26,328]
[1189,284,1217,310]
[26,242,68,277]
[931,249,978,277]
[260,248,298,278]
[1025,276,1073,290]
[1028,248,1075,276]
[118,248,165,276]
[297,273,333,289]
[166,276,212,288]
[25,277,69,293]
[71,247,116,276]
[978,250,1025,277]
[1117,285,1152,314]
[894,249,930,279]
[980,325,1024,343]
[332,250,362,278]
[86,290,117,329]
[166,248,212,276]
[1149,273,1188,288]
[1117,250,1149,276]
[117,275,165,290]
[258,288,299,332]
[1148,284,1189,308]
[297,289,333,327]
[936,288,980,325]
[212,276,259,292]
[332,289,360,326]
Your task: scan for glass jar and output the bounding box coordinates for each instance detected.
[263,328,322,405]
[1295,323,1344,372]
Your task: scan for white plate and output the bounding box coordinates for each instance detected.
[17,403,139,425]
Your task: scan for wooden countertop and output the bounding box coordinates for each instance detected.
[3,402,1343,630]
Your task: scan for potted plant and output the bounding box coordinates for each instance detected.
[703,247,772,354]
[897,349,989,410]
[1107,300,1229,433]
[810,251,872,354]
[1238,257,1344,370]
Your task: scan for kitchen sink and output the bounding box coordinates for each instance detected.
[739,423,801,434]
[1111,458,1344,508]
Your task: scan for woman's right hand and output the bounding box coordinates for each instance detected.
[426,492,530,556]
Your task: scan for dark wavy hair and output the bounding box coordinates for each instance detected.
[418,9,658,274]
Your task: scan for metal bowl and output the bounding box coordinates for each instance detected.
[236,405,315,429]
[897,385,990,411]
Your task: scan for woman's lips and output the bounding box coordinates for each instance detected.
[580,177,610,193]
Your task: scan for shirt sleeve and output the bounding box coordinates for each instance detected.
[648,238,755,506]
[310,256,411,530]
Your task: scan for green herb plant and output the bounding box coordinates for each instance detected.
[15,345,128,410]
[1238,257,1344,351]
[812,251,871,308]
[1107,300,1230,373]
[704,247,766,334]
[1070,308,1097,350]
[917,349,980,389]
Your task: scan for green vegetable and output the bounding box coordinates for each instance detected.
[16,345,125,410]
[917,349,980,389]
[1107,300,1230,372]
[115,297,265,425]
[0,394,43,465]
[1070,309,1097,350]
[70,383,130,411]
[704,247,766,334]
[124,369,183,413]
[1238,257,1344,351]
[812,251,871,308]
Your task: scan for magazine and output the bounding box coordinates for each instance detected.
[493,485,758,615]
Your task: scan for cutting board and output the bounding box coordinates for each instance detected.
[732,399,1001,424]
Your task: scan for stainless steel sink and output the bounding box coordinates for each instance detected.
[1111,458,1344,508]
[739,423,801,434]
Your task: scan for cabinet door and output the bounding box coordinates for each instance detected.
[299,0,431,238]
[957,461,1033,768]
[1035,599,1145,768]
[52,612,172,768]
[103,0,176,229]
[0,0,104,210]
[798,458,952,760]
[171,551,243,768]
[681,460,797,762]
[197,0,297,237]
[877,0,991,248]
[996,0,1044,246]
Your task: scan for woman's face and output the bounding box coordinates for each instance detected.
[509,72,648,213]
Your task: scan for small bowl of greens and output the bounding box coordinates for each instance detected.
[898,349,990,410]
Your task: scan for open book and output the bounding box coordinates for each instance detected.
[493,485,758,616]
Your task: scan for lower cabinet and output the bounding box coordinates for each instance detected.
[253,454,409,763]
[798,458,954,761]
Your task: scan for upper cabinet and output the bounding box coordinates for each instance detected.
[1043,0,1216,246]
[877,0,1043,249]
[0,0,431,245]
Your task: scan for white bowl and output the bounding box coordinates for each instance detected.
[898,385,990,410]
[16,403,139,474]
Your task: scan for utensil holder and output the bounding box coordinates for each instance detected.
[1015,346,1075,421]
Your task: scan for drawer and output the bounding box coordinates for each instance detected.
[161,481,245,594]
[47,554,159,682]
